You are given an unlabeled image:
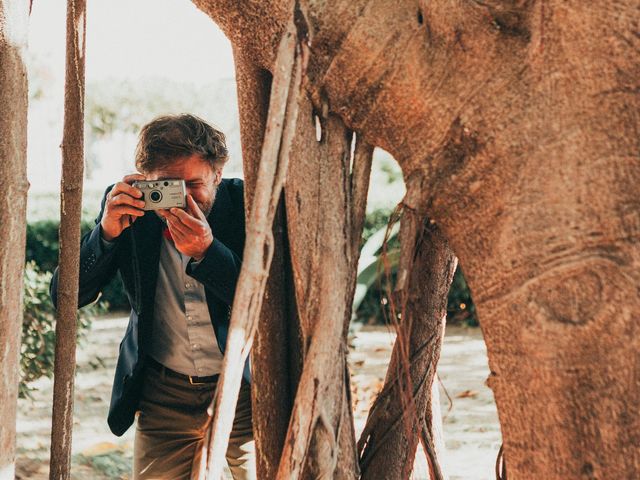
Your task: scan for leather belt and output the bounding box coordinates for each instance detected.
[145,356,220,385]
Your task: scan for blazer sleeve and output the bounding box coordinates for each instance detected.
[185,238,242,306]
[185,178,245,306]
[50,185,121,309]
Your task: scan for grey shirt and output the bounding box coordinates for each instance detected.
[102,232,223,377]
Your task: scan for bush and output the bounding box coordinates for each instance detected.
[25,219,130,310]
[21,261,106,398]
[26,219,92,272]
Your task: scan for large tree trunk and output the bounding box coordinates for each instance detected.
[195,0,640,477]
[49,1,86,478]
[0,2,30,478]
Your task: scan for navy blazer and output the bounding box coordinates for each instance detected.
[50,178,249,436]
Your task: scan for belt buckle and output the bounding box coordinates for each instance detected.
[189,375,205,385]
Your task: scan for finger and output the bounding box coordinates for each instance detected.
[110,181,143,200]
[110,206,146,218]
[170,206,201,229]
[124,215,138,228]
[110,193,146,209]
[186,194,207,221]
[167,219,187,243]
[122,173,146,185]
[165,213,190,236]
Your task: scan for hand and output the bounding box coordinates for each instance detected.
[157,194,213,261]
[100,173,146,241]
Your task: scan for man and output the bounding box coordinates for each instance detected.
[50,114,255,479]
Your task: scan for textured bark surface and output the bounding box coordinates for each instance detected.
[234,43,372,478]
[358,202,457,479]
[194,1,640,477]
[234,53,304,480]
[0,1,29,478]
[49,1,86,478]
[277,96,371,479]
[200,18,304,479]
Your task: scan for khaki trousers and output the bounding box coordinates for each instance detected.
[133,364,256,480]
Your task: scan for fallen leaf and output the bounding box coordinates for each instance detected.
[455,389,478,399]
[81,441,121,456]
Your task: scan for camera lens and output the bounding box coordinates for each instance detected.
[149,190,162,202]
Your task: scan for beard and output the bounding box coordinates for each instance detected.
[198,183,218,218]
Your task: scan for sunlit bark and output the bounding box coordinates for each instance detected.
[194,0,640,477]
[0,1,30,478]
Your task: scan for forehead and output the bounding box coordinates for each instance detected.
[149,154,215,180]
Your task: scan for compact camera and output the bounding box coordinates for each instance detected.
[132,179,186,211]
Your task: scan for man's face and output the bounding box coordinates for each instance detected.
[145,154,222,217]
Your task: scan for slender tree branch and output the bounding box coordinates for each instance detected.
[49,1,86,478]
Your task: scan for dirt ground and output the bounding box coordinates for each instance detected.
[16,314,501,479]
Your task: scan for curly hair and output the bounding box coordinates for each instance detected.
[135,114,229,173]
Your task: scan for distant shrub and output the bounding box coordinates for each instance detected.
[26,219,92,272]
[21,261,106,398]
[25,220,130,310]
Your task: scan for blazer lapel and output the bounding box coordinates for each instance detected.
[130,211,163,348]
[208,179,233,237]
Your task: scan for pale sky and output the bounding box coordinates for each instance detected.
[26,0,238,194]
[25,0,405,211]
[28,0,235,85]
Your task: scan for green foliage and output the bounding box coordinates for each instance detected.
[21,261,106,398]
[447,266,478,326]
[354,209,478,327]
[25,219,130,310]
[26,220,90,272]
[361,208,399,246]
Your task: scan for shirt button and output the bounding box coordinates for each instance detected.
[186,315,192,321]
[192,344,200,350]
[185,283,191,289]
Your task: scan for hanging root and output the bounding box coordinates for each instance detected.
[357,183,456,479]
[421,419,445,480]
[49,1,87,478]
[198,7,307,480]
[495,444,508,480]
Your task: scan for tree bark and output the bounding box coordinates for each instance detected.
[49,1,86,478]
[358,193,457,478]
[276,94,372,478]
[0,2,30,478]
[234,52,304,480]
[195,0,640,477]
[199,18,304,479]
